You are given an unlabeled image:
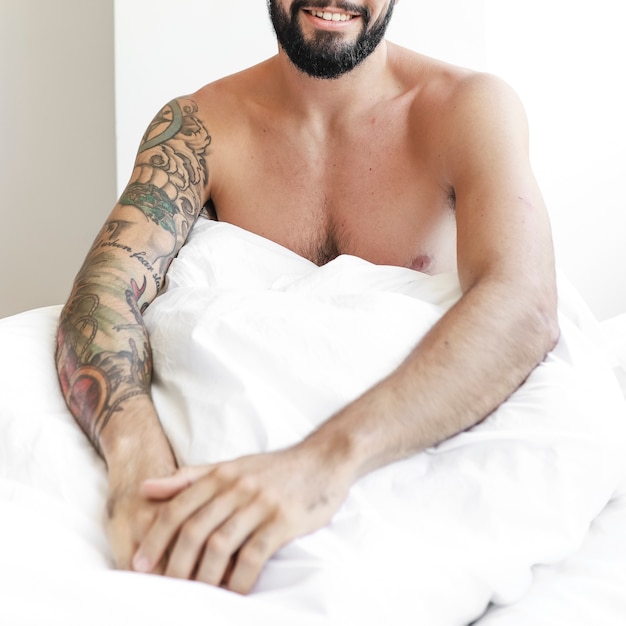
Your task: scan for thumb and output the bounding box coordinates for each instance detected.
[140,465,211,500]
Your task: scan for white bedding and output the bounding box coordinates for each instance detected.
[1,219,626,625]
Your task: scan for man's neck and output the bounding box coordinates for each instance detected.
[271,40,396,124]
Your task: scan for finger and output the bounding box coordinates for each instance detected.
[107,526,135,571]
[165,487,255,581]
[132,475,220,573]
[106,499,156,571]
[227,519,292,595]
[141,466,211,500]
[193,497,270,587]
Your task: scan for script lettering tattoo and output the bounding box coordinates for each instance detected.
[57,98,211,451]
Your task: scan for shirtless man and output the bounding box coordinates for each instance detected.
[55,0,559,595]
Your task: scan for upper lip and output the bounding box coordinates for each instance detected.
[303,6,361,16]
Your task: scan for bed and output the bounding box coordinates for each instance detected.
[2,219,626,625]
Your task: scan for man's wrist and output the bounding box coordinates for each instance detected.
[98,395,176,477]
[298,412,366,486]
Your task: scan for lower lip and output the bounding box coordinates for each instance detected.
[302,10,361,31]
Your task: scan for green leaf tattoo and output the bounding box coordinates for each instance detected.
[119,183,177,235]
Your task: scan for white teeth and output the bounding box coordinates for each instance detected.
[311,10,353,22]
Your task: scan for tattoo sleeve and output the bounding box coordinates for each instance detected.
[56,98,211,453]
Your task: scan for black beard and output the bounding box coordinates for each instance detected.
[267,1,395,80]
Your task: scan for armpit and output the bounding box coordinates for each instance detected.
[200,198,219,221]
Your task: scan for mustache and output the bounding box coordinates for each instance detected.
[290,0,371,22]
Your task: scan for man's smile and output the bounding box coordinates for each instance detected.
[302,7,362,29]
[306,9,358,22]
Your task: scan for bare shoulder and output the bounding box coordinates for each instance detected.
[391,44,522,116]
[441,70,528,133]
[186,60,274,120]
[388,42,474,91]
[389,44,529,153]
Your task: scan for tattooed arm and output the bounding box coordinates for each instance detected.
[55,97,212,568]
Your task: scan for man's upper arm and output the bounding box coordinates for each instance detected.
[442,74,556,303]
[100,97,212,308]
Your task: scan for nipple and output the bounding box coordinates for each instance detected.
[409,254,432,273]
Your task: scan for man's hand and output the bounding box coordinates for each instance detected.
[131,444,353,594]
[105,452,177,574]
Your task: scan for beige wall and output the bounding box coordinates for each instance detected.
[0,0,116,318]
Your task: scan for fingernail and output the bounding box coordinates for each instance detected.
[133,554,150,573]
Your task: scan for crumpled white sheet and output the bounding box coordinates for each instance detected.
[0,218,625,625]
[144,219,626,624]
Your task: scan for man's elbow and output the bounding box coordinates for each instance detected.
[540,308,560,355]
[528,292,560,360]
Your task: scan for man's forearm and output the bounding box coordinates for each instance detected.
[55,240,166,461]
[302,277,559,481]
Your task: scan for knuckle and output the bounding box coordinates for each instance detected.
[157,501,176,527]
[234,474,258,496]
[214,523,235,544]
[237,547,263,571]
[205,531,230,556]
[212,464,235,483]
[134,506,157,534]
[269,502,294,529]
[255,488,279,511]
[237,542,265,569]
[178,519,204,548]
[230,580,254,596]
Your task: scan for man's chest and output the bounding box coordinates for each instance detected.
[209,124,457,272]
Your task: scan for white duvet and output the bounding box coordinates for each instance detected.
[1,219,626,625]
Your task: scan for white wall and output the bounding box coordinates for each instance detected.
[114,1,487,188]
[114,1,276,190]
[0,0,117,318]
[484,0,626,320]
[115,0,625,319]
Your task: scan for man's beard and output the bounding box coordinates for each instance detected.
[267,1,395,80]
